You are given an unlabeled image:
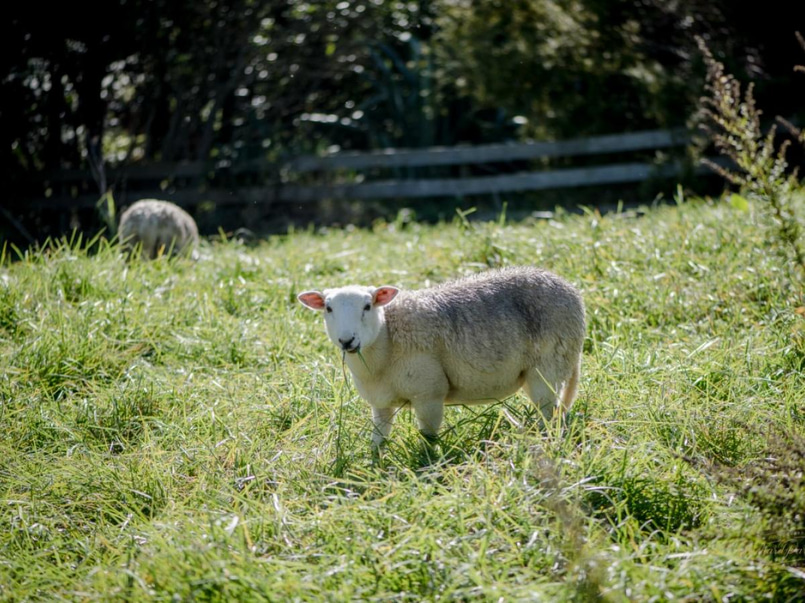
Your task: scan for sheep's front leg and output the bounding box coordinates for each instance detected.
[400,356,448,447]
[371,406,397,451]
[412,399,444,442]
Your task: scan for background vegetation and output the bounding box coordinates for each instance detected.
[4,1,804,177]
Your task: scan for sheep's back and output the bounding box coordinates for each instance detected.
[385,267,584,368]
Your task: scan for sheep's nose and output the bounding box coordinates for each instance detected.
[338,336,356,350]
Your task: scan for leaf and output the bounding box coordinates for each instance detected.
[729,194,750,211]
[795,306,805,317]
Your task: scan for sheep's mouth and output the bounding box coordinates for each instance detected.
[344,345,360,354]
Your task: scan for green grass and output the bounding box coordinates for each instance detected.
[1,196,804,601]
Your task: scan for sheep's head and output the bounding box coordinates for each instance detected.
[298,285,399,353]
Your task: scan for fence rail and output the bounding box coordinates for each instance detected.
[24,128,701,210]
[284,128,690,173]
[276,161,689,202]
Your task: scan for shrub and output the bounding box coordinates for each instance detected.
[698,36,805,277]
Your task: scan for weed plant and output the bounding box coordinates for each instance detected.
[698,37,805,278]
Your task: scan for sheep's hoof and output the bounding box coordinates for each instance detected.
[371,444,385,467]
[417,432,442,466]
[420,432,440,445]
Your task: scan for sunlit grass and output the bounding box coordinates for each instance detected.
[1,195,803,600]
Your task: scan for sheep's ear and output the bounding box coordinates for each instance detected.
[297,291,326,310]
[372,286,399,307]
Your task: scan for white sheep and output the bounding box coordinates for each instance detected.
[298,266,585,450]
[118,199,199,259]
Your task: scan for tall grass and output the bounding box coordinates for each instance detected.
[698,37,805,278]
[1,196,804,600]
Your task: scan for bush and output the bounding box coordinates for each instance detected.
[699,36,805,277]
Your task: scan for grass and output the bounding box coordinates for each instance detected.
[1,194,804,601]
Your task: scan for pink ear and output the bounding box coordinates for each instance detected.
[372,286,399,307]
[297,291,326,310]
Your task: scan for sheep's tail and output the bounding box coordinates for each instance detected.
[560,358,581,412]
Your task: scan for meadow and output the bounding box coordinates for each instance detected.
[1,195,804,601]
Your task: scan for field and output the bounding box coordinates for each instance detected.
[1,196,804,601]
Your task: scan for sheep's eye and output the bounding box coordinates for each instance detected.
[363,304,371,312]
[326,306,333,313]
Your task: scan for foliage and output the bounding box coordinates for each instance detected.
[433,0,647,138]
[2,0,434,177]
[699,38,805,277]
[430,0,798,139]
[3,0,804,186]
[1,195,804,599]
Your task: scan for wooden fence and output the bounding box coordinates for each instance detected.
[26,128,698,210]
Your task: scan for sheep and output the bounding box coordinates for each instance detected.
[118,199,199,259]
[298,266,586,450]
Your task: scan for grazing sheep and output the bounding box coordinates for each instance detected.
[298,266,586,450]
[118,199,199,259]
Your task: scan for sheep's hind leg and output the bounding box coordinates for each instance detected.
[524,366,562,428]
